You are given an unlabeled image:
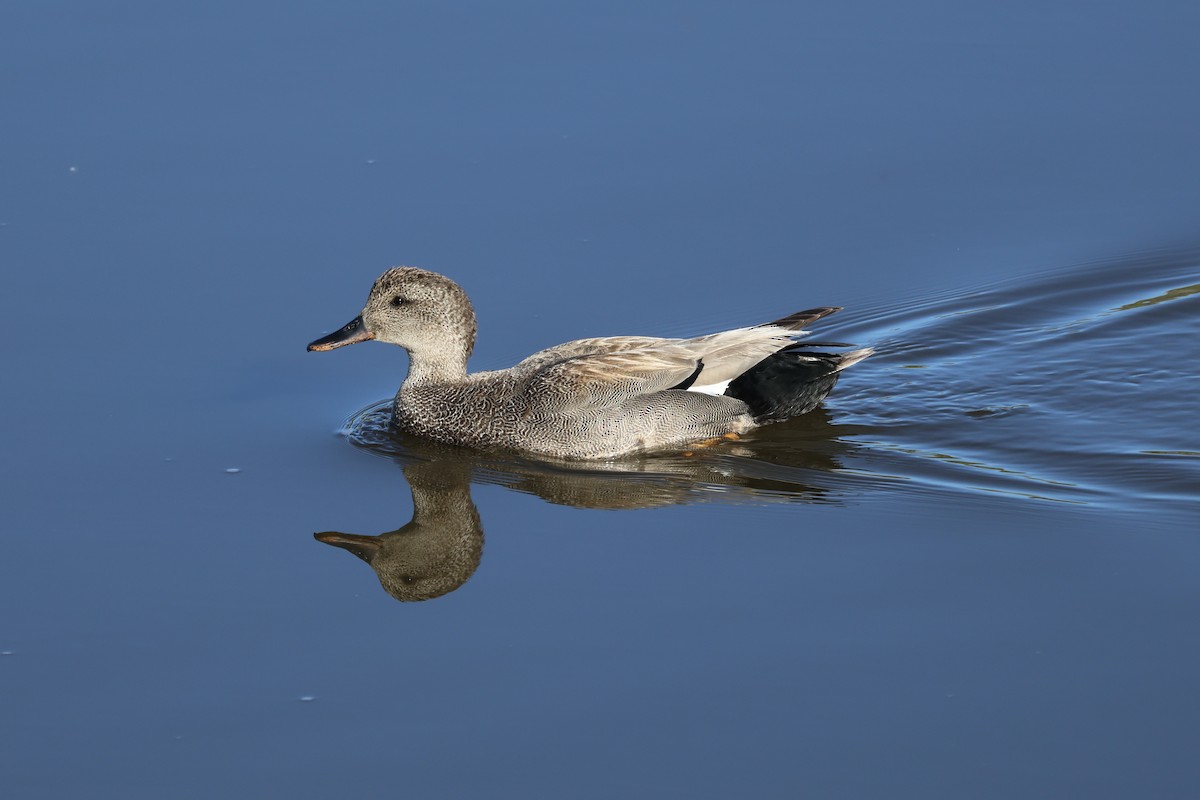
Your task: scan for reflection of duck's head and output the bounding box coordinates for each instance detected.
[315,461,482,602]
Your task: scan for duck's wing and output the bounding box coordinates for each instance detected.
[514,307,843,396]
[677,327,795,386]
[513,335,680,373]
[522,344,704,410]
[678,308,844,386]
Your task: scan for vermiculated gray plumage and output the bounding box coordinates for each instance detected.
[308,267,872,459]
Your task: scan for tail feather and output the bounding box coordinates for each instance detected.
[725,346,872,424]
[762,306,842,331]
[833,347,874,371]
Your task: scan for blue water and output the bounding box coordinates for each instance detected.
[3,2,1199,798]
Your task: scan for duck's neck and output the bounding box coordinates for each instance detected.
[408,467,478,531]
[403,346,470,387]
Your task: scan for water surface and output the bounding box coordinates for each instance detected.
[3,2,1199,798]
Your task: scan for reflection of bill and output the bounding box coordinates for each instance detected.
[314,405,865,603]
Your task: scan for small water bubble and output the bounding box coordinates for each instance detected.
[68,166,78,173]
[365,158,377,165]
[225,467,241,474]
[1,650,14,656]
[298,695,316,702]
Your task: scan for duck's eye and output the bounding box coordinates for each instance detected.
[390,296,404,308]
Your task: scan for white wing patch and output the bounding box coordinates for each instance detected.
[687,379,731,396]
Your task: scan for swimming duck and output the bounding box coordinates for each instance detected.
[308,267,871,459]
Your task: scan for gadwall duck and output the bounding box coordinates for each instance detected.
[308,267,872,459]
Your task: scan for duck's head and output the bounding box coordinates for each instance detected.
[307,267,478,361]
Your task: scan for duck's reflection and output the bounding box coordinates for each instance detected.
[315,402,871,602]
[316,460,482,602]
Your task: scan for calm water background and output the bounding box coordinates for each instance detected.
[3,2,1199,798]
